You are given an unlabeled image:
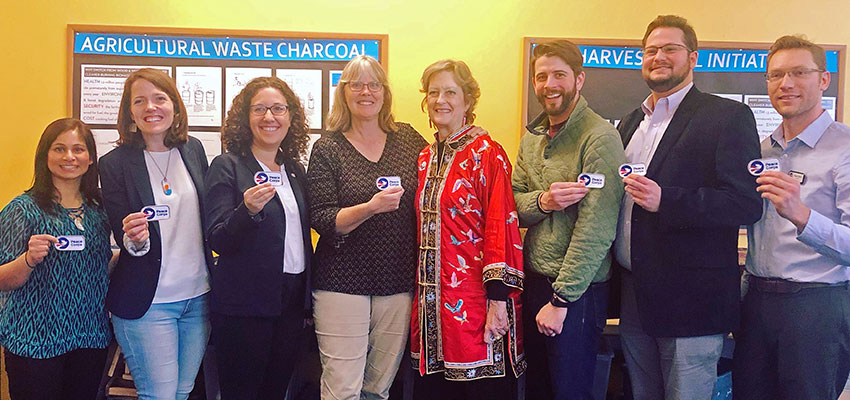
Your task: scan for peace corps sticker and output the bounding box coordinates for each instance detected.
[254,171,283,186]
[55,235,85,251]
[618,163,647,178]
[577,173,605,188]
[141,205,171,221]
[748,158,780,176]
[376,176,401,190]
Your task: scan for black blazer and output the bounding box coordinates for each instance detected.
[99,137,213,319]
[203,152,312,317]
[617,86,762,337]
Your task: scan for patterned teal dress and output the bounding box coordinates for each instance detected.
[0,193,112,359]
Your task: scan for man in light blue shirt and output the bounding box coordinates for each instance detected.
[733,35,850,400]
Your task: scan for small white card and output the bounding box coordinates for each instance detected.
[141,205,171,221]
[748,158,781,176]
[254,171,283,186]
[618,163,647,178]
[376,176,401,190]
[55,235,85,251]
[578,173,605,188]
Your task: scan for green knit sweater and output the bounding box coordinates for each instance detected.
[512,96,626,302]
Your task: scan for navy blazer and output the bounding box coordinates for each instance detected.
[203,152,312,317]
[99,137,213,319]
[617,86,762,337]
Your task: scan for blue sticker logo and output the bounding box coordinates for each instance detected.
[142,207,156,220]
[749,160,765,175]
[376,177,389,190]
[255,172,269,184]
[578,174,592,186]
[57,237,70,249]
[619,164,633,177]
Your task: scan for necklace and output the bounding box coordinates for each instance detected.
[67,205,85,231]
[145,149,173,196]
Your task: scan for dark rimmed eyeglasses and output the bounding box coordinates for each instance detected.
[250,104,290,116]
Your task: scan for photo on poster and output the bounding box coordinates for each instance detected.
[80,65,171,125]
[744,95,782,142]
[225,68,273,114]
[176,67,223,127]
[189,131,223,164]
[92,129,120,160]
[823,97,836,120]
[276,69,322,130]
[328,70,343,114]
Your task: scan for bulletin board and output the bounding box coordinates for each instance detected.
[68,24,388,163]
[522,38,845,141]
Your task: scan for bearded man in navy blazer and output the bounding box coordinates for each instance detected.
[613,15,762,400]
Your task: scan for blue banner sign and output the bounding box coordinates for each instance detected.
[74,32,381,61]
[577,45,839,73]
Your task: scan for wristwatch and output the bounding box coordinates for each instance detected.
[550,293,570,308]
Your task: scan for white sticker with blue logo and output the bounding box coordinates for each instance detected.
[141,205,171,221]
[577,173,605,188]
[747,158,780,176]
[376,176,401,190]
[55,235,85,251]
[254,171,283,186]
[618,163,647,178]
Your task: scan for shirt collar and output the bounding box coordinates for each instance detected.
[434,125,474,150]
[770,110,832,149]
[640,82,693,116]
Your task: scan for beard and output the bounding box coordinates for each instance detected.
[537,86,577,117]
[643,63,689,93]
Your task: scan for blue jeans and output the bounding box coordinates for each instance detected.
[112,293,211,400]
[523,270,608,400]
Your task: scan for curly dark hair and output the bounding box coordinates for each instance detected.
[29,118,102,214]
[222,77,309,164]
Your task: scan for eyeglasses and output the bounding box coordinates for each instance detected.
[765,68,824,82]
[643,43,691,57]
[347,81,383,92]
[250,104,289,116]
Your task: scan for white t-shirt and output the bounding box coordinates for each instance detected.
[257,160,305,274]
[144,148,211,303]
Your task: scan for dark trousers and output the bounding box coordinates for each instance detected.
[4,347,108,400]
[733,282,850,400]
[212,273,306,400]
[412,360,517,400]
[522,270,608,400]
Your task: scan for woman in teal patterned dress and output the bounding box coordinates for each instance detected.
[0,118,113,399]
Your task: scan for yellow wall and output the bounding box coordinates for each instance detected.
[2,0,849,204]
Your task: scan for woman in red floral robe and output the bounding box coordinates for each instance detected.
[412,59,525,400]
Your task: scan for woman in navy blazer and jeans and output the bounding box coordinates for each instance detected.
[99,68,213,399]
[204,76,312,399]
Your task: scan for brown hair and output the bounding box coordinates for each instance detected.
[116,68,188,149]
[326,55,397,133]
[642,15,698,52]
[767,35,827,71]
[530,40,584,77]
[29,118,102,214]
[420,59,481,124]
[222,76,309,164]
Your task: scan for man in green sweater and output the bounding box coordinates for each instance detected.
[512,40,625,399]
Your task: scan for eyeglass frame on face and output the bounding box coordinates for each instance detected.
[345,81,383,92]
[643,43,692,58]
[249,103,290,116]
[765,68,825,83]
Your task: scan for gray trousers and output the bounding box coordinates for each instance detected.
[620,272,724,400]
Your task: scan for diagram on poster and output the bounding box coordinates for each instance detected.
[92,129,120,160]
[713,93,743,102]
[302,133,322,168]
[328,70,343,114]
[80,65,170,124]
[177,67,222,127]
[276,69,322,129]
[189,131,223,164]
[225,68,273,114]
